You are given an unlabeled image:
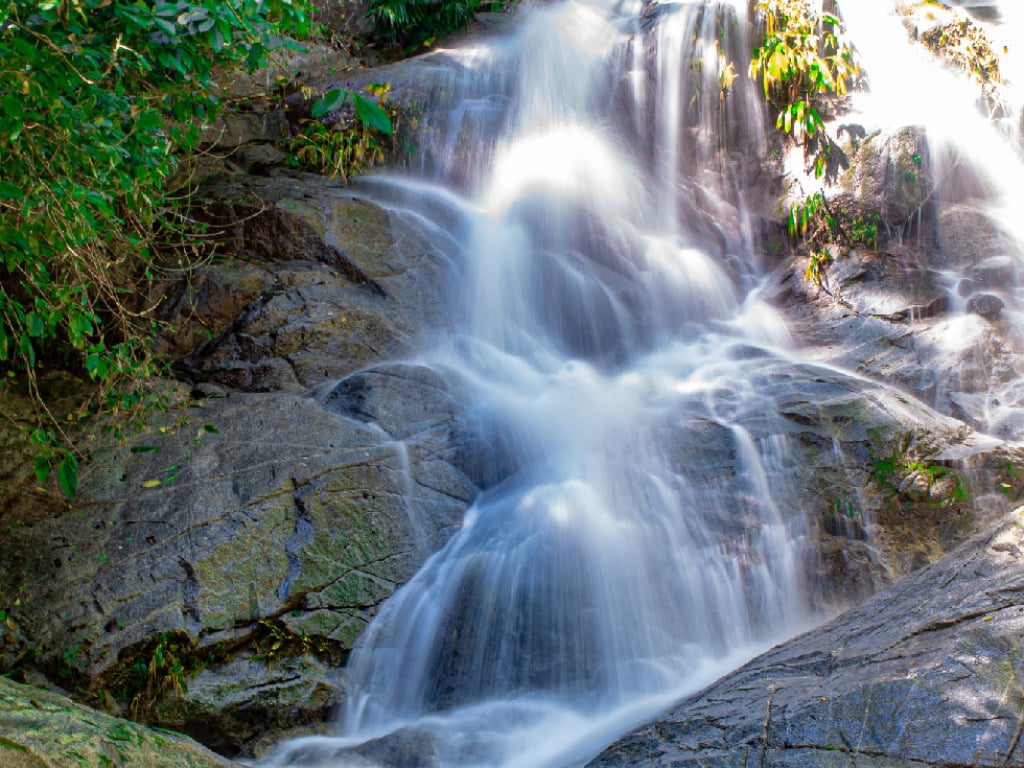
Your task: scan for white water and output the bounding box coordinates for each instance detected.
[841,0,1024,439]
[263,1,1024,766]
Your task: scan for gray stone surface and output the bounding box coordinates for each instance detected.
[0,172,472,755]
[838,125,934,229]
[0,381,474,754]
[161,174,456,393]
[587,506,1024,768]
[0,675,240,767]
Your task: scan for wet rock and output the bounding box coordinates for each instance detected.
[0,676,239,767]
[822,250,950,320]
[966,292,1005,320]
[938,204,1011,267]
[0,170,470,754]
[159,173,456,391]
[151,655,342,757]
[840,126,934,229]
[586,507,1024,768]
[970,255,1019,289]
[0,383,474,755]
[770,238,1024,438]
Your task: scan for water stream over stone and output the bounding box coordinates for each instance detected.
[263,1,1024,765]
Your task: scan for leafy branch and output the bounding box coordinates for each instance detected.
[0,0,319,496]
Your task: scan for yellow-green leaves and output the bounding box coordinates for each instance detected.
[289,84,396,183]
[749,0,859,148]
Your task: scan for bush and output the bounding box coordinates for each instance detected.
[749,0,858,179]
[0,0,315,495]
[365,0,480,49]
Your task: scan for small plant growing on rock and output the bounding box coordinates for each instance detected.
[366,0,480,50]
[920,16,1003,116]
[285,84,396,184]
[128,634,189,721]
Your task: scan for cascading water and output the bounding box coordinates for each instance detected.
[257,0,1024,765]
[839,0,1024,439]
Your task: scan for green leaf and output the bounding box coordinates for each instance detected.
[33,457,49,484]
[0,181,23,201]
[152,17,178,37]
[25,312,45,339]
[57,453,79,499]
[19,334,35,368]
[311,89,348,118]
[352,93,393,135]
[2,94,23,120]
[130,445,160,453]
[85,353,110,379]
[136,109,163,132]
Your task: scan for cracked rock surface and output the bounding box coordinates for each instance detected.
[587,507,1024,767]
[0,675,240,767]
[0,175,475,756]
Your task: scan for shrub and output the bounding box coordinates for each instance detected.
[749,0,859,179]
[0,0,317,495]
[365,0,480,49]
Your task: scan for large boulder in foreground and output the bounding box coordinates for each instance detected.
[0,675,238,767]
[587,505,1024,767]
[0,373,476,756]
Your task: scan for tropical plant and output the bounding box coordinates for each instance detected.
[749,0,859,180]
[0,0,355,496]
[365,0,479,49]
[787,188,882,286]
[286,83,396,182]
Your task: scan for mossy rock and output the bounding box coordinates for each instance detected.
[0,676,237,767]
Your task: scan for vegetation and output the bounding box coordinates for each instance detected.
[285,83,397,182]
[749,0,859,181]
[874,453,968,506]
[748,0,864,284]
[920,15,1002,113]
[787,190,879,285]
[365,0,479,49]
[0,0,392,497]
[126,633,189,721]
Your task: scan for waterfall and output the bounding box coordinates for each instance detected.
[253,0,1024,765]
[840,0,1024,439]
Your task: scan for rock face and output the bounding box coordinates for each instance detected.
[0,174,477,756]
[2,8,1023,763]
[0,379,475,755]
[838,126,934,230]
[160,173,457,393]
[586,506,1024,768]
[0,675,239,767]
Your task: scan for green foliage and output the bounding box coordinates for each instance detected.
[0,0,313,496]
[365,0,479,49]
[125,633,190,721]
[750,0,859,181]
[831,498,860,520]
[873,454,968,506]
[788,189,882,286]
[250,619,329,667]
[287,84,396,183]
[920,16,1002,111]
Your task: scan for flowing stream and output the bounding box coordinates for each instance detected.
[264,1,1024,765]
